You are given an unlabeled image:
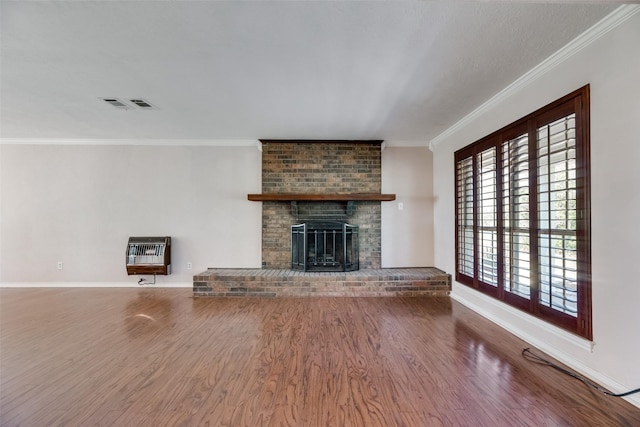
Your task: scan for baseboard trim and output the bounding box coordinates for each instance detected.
[451,286,640,409]
[0,282,193,288]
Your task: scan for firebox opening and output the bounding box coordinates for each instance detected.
[291,221,359,272]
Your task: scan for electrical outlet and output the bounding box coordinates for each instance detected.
[57,261,63,270]
[187,262,193,270]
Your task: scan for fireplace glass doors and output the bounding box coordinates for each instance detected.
[291,222,359,272]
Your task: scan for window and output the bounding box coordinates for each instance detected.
[455,86,591,339]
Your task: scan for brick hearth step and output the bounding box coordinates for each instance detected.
[193,267,451,297]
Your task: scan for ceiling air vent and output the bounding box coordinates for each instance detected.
[129,98,155,109]
[102,98,129,109]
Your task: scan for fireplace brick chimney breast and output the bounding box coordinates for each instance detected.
[260,141,383,269]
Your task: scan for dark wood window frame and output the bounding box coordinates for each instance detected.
[455,85,592,340]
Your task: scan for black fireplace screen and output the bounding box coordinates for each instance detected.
[291,222,359,272]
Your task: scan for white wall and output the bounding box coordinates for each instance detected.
[381,146,434,267]
[431,11,640,406]
[0,142,434,286]
[0,144,263,286]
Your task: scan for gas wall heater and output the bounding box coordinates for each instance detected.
[126,236,171,275]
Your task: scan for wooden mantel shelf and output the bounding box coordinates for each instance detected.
[248,193,396,202]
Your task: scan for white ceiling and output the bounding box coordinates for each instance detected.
[0,1,621,144]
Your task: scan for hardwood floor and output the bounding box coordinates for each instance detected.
[1,289,638,426]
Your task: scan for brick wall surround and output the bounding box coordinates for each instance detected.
[261,141,382,269]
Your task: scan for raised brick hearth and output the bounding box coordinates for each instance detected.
[193,267,451,297]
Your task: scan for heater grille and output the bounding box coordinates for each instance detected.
[126,236,171,275]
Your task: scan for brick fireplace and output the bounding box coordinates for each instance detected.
[258,140,384,270]
[192,140,453,298]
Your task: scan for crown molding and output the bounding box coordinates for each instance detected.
[429,4,640,152]
[0,138,260,147]
[383,140,429,148]
[0,138,432,148]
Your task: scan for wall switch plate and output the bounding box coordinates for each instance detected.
[398,202,404,211]
[57,261,63,270]
[187,262,193,270]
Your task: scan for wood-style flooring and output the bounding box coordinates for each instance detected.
[1,288,639,426]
